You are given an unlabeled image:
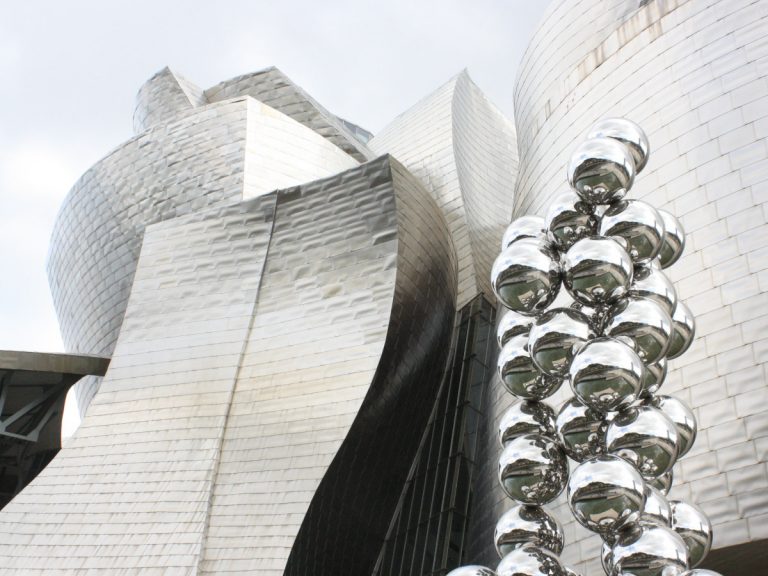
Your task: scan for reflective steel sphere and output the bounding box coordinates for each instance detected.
[606,405,679,480]
[667,300,696,360]
[499,434,568,505]
[600,200,665,263]
[568,455,646,535]
[654,395,697,457]
[492,238,561,314]
[650,470,674,495]
[671,500,712,568]
[643,484,673,527]
[611,524,690,576]
[447,567,497,576]
[569,337,644,413]
[640,358,668,398]
[658,210,686,268]
[503,215,547,249]
[587,118,650,173]
[568,137,635,204]
[545,190,597,250]
[496,544,566,576]
[605,297,673,364]
[555,397,607,462]
[494,504,565,557]
[528,308,594,377]
[498,336,563,400]
[563,237,633,306]
[629,264,677,316]
[601,541,614,575]
[497,309,535,348]
[499,401,557,446]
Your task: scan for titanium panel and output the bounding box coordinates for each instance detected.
[369,71,518,308]
[471,1,768,573]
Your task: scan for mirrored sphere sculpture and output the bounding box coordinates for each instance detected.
[640,358,668,398]
[498,309,535,348]
[599,200,664,263]
[567,137,635,205]
[657,209,686,269]
[494,504,565,557]
[498,335,563,400]
[563,237,633,306]
[569,337,644,413]
[499,401,557,446]
[671,500,712,568]
[499,434,568,505]
[528,308,594,377]
[601,541,614,575]
[667,300,696,360]
[642,484,673,527]
[587,117,650,173]
[545,190,597,251]
[555,397,607,462]
[606,406,679,480]
[605,297,673,364]
[496,544,567,576]
[611,524,690,576]
[653,395,697,457]
[447,566,497,576]
[503,215,547,249]
[628,264,677,316]
[567,455,646,535]
[492,238,561,314]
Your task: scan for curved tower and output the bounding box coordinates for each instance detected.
[472,1,768,573]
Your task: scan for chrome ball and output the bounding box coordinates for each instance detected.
[545,190,597,251]
[643,484,673,527]
[498,336,563,400]
[587,118,650,173]
[555,397,607,462]
[492,238,561,314]
[497,309,535,348]
[568,455,646,535]
[528,308,594,377]
[657,210,686,268]
[653,395,697,457]
[599,200,665,263]
[629,264,677,317]
[640,358,668,398]
[671,500,712,568]
[494,504,565,557]
[499,401,557,446]
[503,215,547,249]
[496,545,566,576]
[447,567,497,576]
[606,405,679,480]
[563,236,633,306]
[650,470,674,495]
[567,137,635,204]
[605,297,673,364]
[499,434,568,505]
[611,524,690,576]
[601,541,614,575]
[667,300,696,360]
[569,337,644,413]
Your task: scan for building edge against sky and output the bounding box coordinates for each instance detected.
[0,0,765,574]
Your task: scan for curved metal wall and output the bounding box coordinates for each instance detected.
[476,0,768,572]
[48,90,357,416]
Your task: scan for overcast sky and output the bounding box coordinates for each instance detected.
[0,0,549,358]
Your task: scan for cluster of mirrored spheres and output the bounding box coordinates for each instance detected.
[448,119,721,576]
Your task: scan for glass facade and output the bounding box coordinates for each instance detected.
[373,295,496,575]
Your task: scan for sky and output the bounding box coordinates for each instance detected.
[0,0,550,435]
